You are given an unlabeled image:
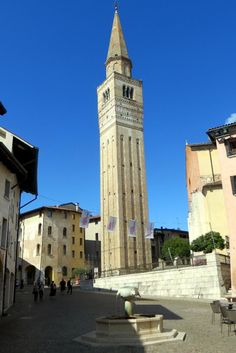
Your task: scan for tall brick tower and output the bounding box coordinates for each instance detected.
[97,7,151,276]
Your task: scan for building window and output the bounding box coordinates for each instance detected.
[230,175,236,195]
[80,251,83,259]
[63,245,67,255]
[36,244,40,256]
[95,233,99,241]
[47,244,52,255]
[103,88,110,103]
[48,226,52,236]
[1,218,7,248]
[72,224,75,232]
[122,85,134,100]
[38,223,42,235]
[72,250,75,258]
[226,138,236,157]
[80,227,83,234]
[62,266,67,276]
[72,214,75,220]
[4,179,10,199]
[64,211,67,219]
[63,227,67,237]
[79,238,82,246]
[72,236,75,244]
[225,236,230,249]
[47,210,52,217]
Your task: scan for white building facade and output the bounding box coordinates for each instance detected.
[0,125,38,315]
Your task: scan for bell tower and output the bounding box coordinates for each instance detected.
[97,7,151,275]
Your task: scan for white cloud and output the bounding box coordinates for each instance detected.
[225,113,236,124]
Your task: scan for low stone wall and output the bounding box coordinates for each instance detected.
[94,252,230,300]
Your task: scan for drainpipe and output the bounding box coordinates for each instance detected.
[208,149,215,182]
[13,194,38,304]
[1,205,10,316]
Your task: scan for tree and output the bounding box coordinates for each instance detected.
[190,231,225,254]
[72,267,86,278]
[161,237,190,260]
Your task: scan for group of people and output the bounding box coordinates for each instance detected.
[33,278,73,300]
[59,278,73,294]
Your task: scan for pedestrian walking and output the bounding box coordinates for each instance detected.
[32,282,38,302]
[59,278,66,293]
[38,282,44,300]
[49,281,57,296]
[67,279,72,295]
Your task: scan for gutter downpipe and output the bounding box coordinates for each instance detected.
[12,194,38,305]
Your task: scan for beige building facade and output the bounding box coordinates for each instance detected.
[0,124,38,315]
[97,9,151,275]
[186,142,229,247]
[19,203,85,285]
[186,121,236,294]
[207,123,236,295]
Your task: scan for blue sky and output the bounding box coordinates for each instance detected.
[1,0,236,230]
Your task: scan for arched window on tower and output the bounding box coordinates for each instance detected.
[126,86,130,98]
[122,85,134,100]
[130,87,134,99]
[123,85,126,97]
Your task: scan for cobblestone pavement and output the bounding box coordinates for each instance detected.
[0,286,235,353]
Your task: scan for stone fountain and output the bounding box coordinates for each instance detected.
[74,287,186,347]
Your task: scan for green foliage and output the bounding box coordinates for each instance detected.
[72,267,86,278]
[190,231,225,254]
[161,237,190,260]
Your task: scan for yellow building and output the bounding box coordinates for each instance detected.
[186,142,229,252]
[19,203,85,285]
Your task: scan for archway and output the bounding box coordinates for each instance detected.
[25,265,36,285]
[45,266,53,286]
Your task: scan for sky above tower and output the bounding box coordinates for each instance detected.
[1,0,236,231]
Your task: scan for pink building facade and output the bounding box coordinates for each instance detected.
[208,123,236,295]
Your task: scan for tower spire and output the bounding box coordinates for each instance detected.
[106,7,132,78]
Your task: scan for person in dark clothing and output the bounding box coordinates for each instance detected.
[49,281,57,296]
[32,282,38,302]
[67,279,72,295]
[38,282,44,300]
[60,279,66,293]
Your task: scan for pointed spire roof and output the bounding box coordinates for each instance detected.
[106,8,129,62]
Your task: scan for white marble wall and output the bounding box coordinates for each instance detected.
[94,252,229,300]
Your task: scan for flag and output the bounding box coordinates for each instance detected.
[128,219,136,237]
[107,216,117,232]
[80,209,90,228]
[145,222,154,239]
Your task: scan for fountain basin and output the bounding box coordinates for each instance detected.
[96,314,163,339]
[74,314,186,346]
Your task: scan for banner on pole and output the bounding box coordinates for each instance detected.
[79,209,90,228]
[145,222,154,239]
[128,219,136,237]
[107,216,117,232]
